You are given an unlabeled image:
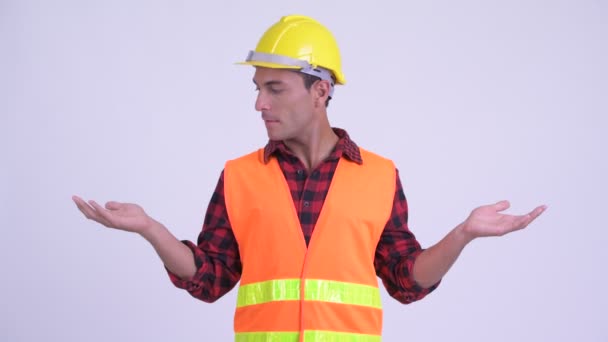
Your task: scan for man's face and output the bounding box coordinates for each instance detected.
[253,67,317,141]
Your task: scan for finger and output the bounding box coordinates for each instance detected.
[72,195,91,208]
[512,206,546,230]
[73,196,97,219]
[74,198,109,225]
[105,201,123,211]
[89,200,109,217]
[529,205,547,219]
[493,200,511,212]
[512,214,533,230]
[74,196,98,210]
[89,200,116,228]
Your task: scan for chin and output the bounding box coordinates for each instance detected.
[266,130,287,142]
[267,134,285,142]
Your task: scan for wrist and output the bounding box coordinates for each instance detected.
[140,219,165,242]
[455,222,476,245]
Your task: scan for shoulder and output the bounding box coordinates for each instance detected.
[224,148,269,178]
[226,148,265,164]
[358,147,395,168]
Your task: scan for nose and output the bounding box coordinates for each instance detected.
[255,91,270,112]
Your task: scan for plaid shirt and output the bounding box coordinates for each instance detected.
[168,128,439,303]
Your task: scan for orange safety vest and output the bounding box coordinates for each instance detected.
[224,148,396,341]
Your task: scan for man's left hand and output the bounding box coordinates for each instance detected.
[461,200,547,241]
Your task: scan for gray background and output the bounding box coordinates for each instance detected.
[2,0,607,341]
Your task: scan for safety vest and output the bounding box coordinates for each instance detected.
[224,148,396,341]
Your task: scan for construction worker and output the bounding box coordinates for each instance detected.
[72,15,546,341]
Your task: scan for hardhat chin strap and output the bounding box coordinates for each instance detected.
[246,51,335,97]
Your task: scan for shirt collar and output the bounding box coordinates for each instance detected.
[263,128,363,165]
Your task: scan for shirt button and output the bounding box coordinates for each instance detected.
[303,201,310,207]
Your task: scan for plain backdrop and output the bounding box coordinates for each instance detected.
[2,0,607,341]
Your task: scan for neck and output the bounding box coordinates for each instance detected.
[283,122,339,172]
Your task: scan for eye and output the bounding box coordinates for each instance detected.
[269,88,283,94]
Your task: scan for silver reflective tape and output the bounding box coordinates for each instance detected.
[246,50,335,97]
[246,51,309,68]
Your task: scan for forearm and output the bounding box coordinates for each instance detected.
[141,220,197,280]
[413,223,474,288]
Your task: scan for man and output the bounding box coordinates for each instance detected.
[73,15,546,341]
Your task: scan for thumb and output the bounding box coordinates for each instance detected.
[493,200,510,212]
[105,201,123,210]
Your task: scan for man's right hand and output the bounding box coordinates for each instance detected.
[72,195,156,235]
[72,195,198,279]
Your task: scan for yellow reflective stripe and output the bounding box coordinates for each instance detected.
[305,330,381,341]
[235,331,298,342]
[237,279,300,307]
[305,279,381,308]
[237,279,381,308]
[235,331,381,341]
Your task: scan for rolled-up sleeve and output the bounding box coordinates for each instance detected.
[374,169,440,304]
[166,170,242,303]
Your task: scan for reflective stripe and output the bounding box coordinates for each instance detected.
[237,279,300,307]
[246,51,310,69]
[245,50,336,96]
[237,279,381,308]
[235,331,298,342]
[235,331,381,342]
[305,279,381,308]
[305,331,381,341]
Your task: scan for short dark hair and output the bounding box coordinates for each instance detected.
[298,72,333,108]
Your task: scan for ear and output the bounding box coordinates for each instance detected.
[313,80,331,108]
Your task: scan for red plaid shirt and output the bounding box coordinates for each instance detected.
[168,128,439,303]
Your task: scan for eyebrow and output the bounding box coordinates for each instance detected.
[252,79,285,87]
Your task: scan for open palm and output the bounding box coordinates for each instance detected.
[463,200,546,238]
[72,195,154,234]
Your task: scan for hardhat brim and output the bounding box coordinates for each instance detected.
[237,61,346,85]
[235,60,301,70]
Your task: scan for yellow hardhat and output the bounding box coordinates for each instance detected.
[239,15,345,95]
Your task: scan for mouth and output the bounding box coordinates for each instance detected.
[264,120,280,129]
[262,115,279,124]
